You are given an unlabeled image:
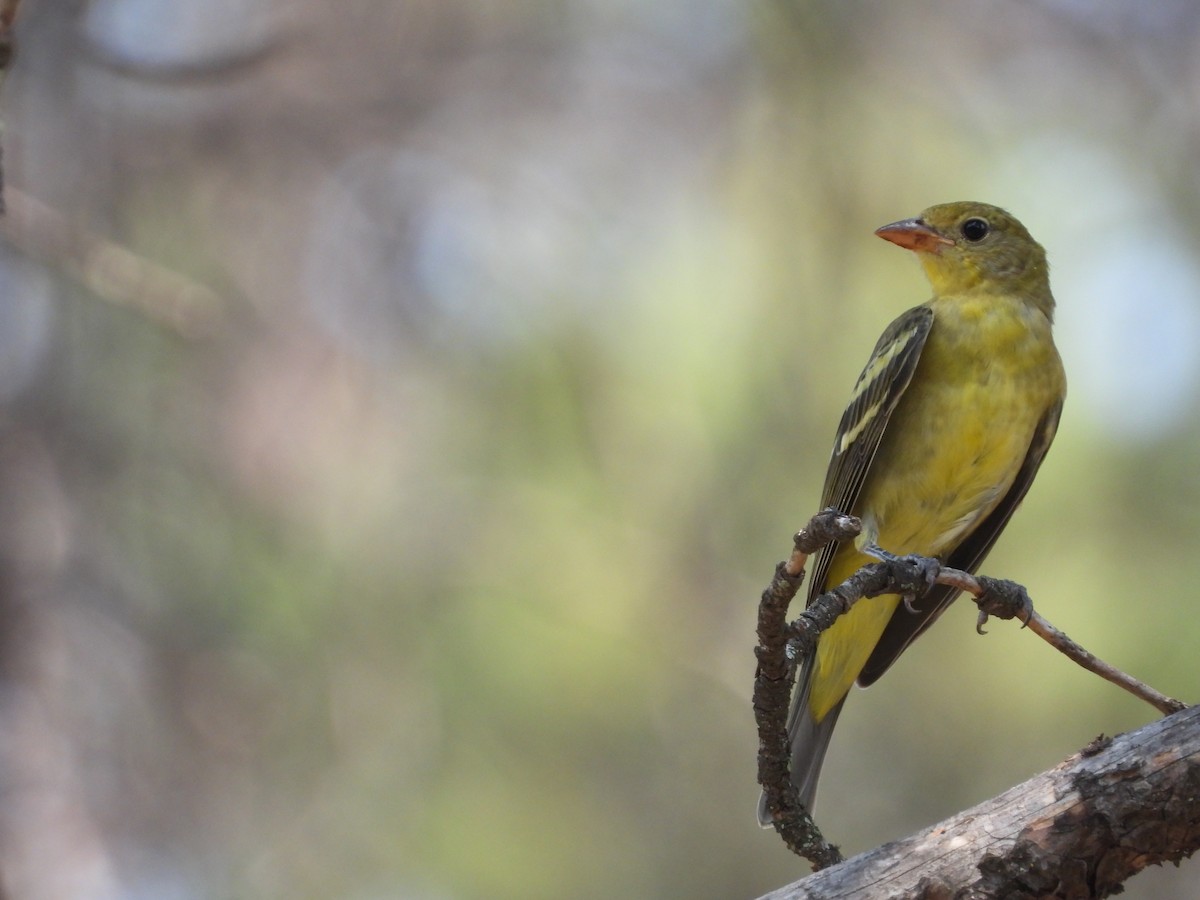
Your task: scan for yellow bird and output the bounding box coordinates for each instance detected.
[759,202,1066,821]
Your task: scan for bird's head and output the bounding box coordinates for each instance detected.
[875,202,1051,310]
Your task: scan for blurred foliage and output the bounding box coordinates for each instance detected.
[1,1,1199,898]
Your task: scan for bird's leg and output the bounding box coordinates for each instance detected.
[861,543,901,563]
[861,544,939,614]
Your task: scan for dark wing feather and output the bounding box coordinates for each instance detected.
[805,306,934,606]
[857,397,1064,686]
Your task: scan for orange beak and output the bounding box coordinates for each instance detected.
[875,218,955,254]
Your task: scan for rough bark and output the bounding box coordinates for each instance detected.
[758,704,1200,900]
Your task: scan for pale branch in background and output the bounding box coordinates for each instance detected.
[1,189,226,338]
[0,5,220,337]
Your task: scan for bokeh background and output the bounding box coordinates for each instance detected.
[0,1,1198,898]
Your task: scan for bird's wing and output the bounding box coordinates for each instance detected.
[805,305,934,607]
[762,305,932,825]
[856,396,1064,686]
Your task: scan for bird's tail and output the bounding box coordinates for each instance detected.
[757,655,846,826]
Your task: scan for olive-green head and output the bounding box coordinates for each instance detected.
[876,201,1052,316]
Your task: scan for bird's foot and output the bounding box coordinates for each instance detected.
[862,544,939,614]
[973,576,1034,634]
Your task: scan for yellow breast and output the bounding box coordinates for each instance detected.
[862,292,1062,553]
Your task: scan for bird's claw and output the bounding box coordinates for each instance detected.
[975,608,990,635]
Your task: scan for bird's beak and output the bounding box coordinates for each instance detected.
[875,218,955,254]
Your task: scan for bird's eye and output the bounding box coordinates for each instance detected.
[960,218,990,242]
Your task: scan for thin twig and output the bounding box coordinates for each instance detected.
[785,508,860,577]
[937,566,1187,716]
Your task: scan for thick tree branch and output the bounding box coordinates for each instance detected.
[757,704,1200,899]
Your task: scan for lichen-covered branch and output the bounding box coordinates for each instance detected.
[756,510,965,869]
[754,509,860,869]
